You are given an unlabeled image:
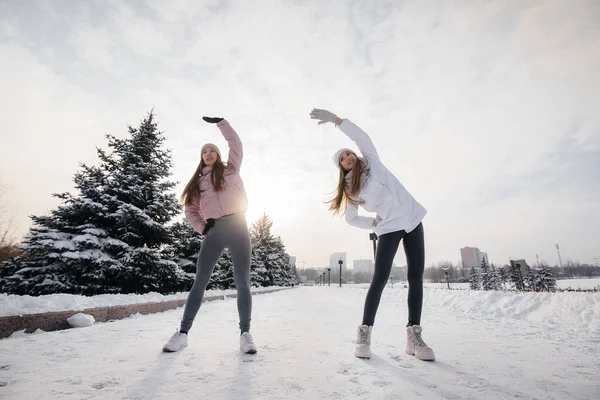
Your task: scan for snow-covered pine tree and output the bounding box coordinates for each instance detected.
[0,111,185,295]
[250,249,271,287]
[249,213,299,287]
[208,248,236,290]
[498,266,508,290]
[509,260,524,291]
[480,258,492,290]
[524,265,538,291]
[468,266,481,290]
[489,264,503,291]
[537,264,557,292]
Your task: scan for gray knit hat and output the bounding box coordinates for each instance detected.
[332,148,354,167]
[200,143,222,160]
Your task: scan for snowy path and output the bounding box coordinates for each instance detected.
[1,286,599,399]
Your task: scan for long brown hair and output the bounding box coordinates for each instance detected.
[181,155,232,206]
[326,159,365,215]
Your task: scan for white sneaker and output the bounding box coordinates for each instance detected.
[162,330,188,352]
[240,332,257,354]
[354,325,372,359]
[406,325,435,361]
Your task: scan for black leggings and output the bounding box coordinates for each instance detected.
[362,222,425,327]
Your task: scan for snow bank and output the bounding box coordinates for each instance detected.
[0,286,289,317]
[422,288,600,336]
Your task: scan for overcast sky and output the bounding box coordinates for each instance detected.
[1,0,598,269]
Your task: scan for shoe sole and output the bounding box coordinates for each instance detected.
[406,349,435,361]
[355,350,371,359]
[162,344,188,353]
[242,349,257,354]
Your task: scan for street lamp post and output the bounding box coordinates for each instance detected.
[441,266,450,289]
[338,258,343,287]
[556,243,564,272]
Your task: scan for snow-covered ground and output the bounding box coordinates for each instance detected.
[0,287,289,317]
[1,285,599,399]
[555,277,600,289]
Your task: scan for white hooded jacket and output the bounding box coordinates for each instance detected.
[339,119,427,236]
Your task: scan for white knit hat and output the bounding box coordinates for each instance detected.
[200,143,222,160]
[332,148,354,167]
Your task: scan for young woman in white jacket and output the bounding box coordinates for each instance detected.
[310,108,435,361]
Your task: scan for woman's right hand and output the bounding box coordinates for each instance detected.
[203,116,224,124]
[310,109,342,125]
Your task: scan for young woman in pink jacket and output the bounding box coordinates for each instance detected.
[163,116,256,354]
[310,108,435,362]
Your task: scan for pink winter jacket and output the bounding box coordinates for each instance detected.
[184,120,248,234]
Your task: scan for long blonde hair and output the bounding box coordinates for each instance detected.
[181,155,232,206]
[326,160,365,215]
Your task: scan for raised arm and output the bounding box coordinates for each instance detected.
[345,202,376,230]
[337,119,379,162]
[203,117,243,171]
[309,109,379,162]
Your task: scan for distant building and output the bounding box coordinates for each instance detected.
[330,252,347,272]
[461,247,488,269]
[289,256,296,268]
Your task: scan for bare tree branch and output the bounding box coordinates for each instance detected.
[0,180,18,260]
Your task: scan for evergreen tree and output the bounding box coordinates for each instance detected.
[468,266,481,290]
[498,266,508,290]
[537,264,557,292]
[524,265,538,291]
[250,249,271,287]
[250,213,299,287]
[509,261,525,291]
[209,248,236,290]
[480,258,492,291]
[0,111,185,295]
[488,265,503,291]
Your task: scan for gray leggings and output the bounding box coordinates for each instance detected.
[180,213,252,333]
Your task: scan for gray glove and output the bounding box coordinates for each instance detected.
[310,108,339,125]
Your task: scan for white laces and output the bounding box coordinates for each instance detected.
[242,333,254,344]
[410,328,427,347]
[357,327,370,345]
